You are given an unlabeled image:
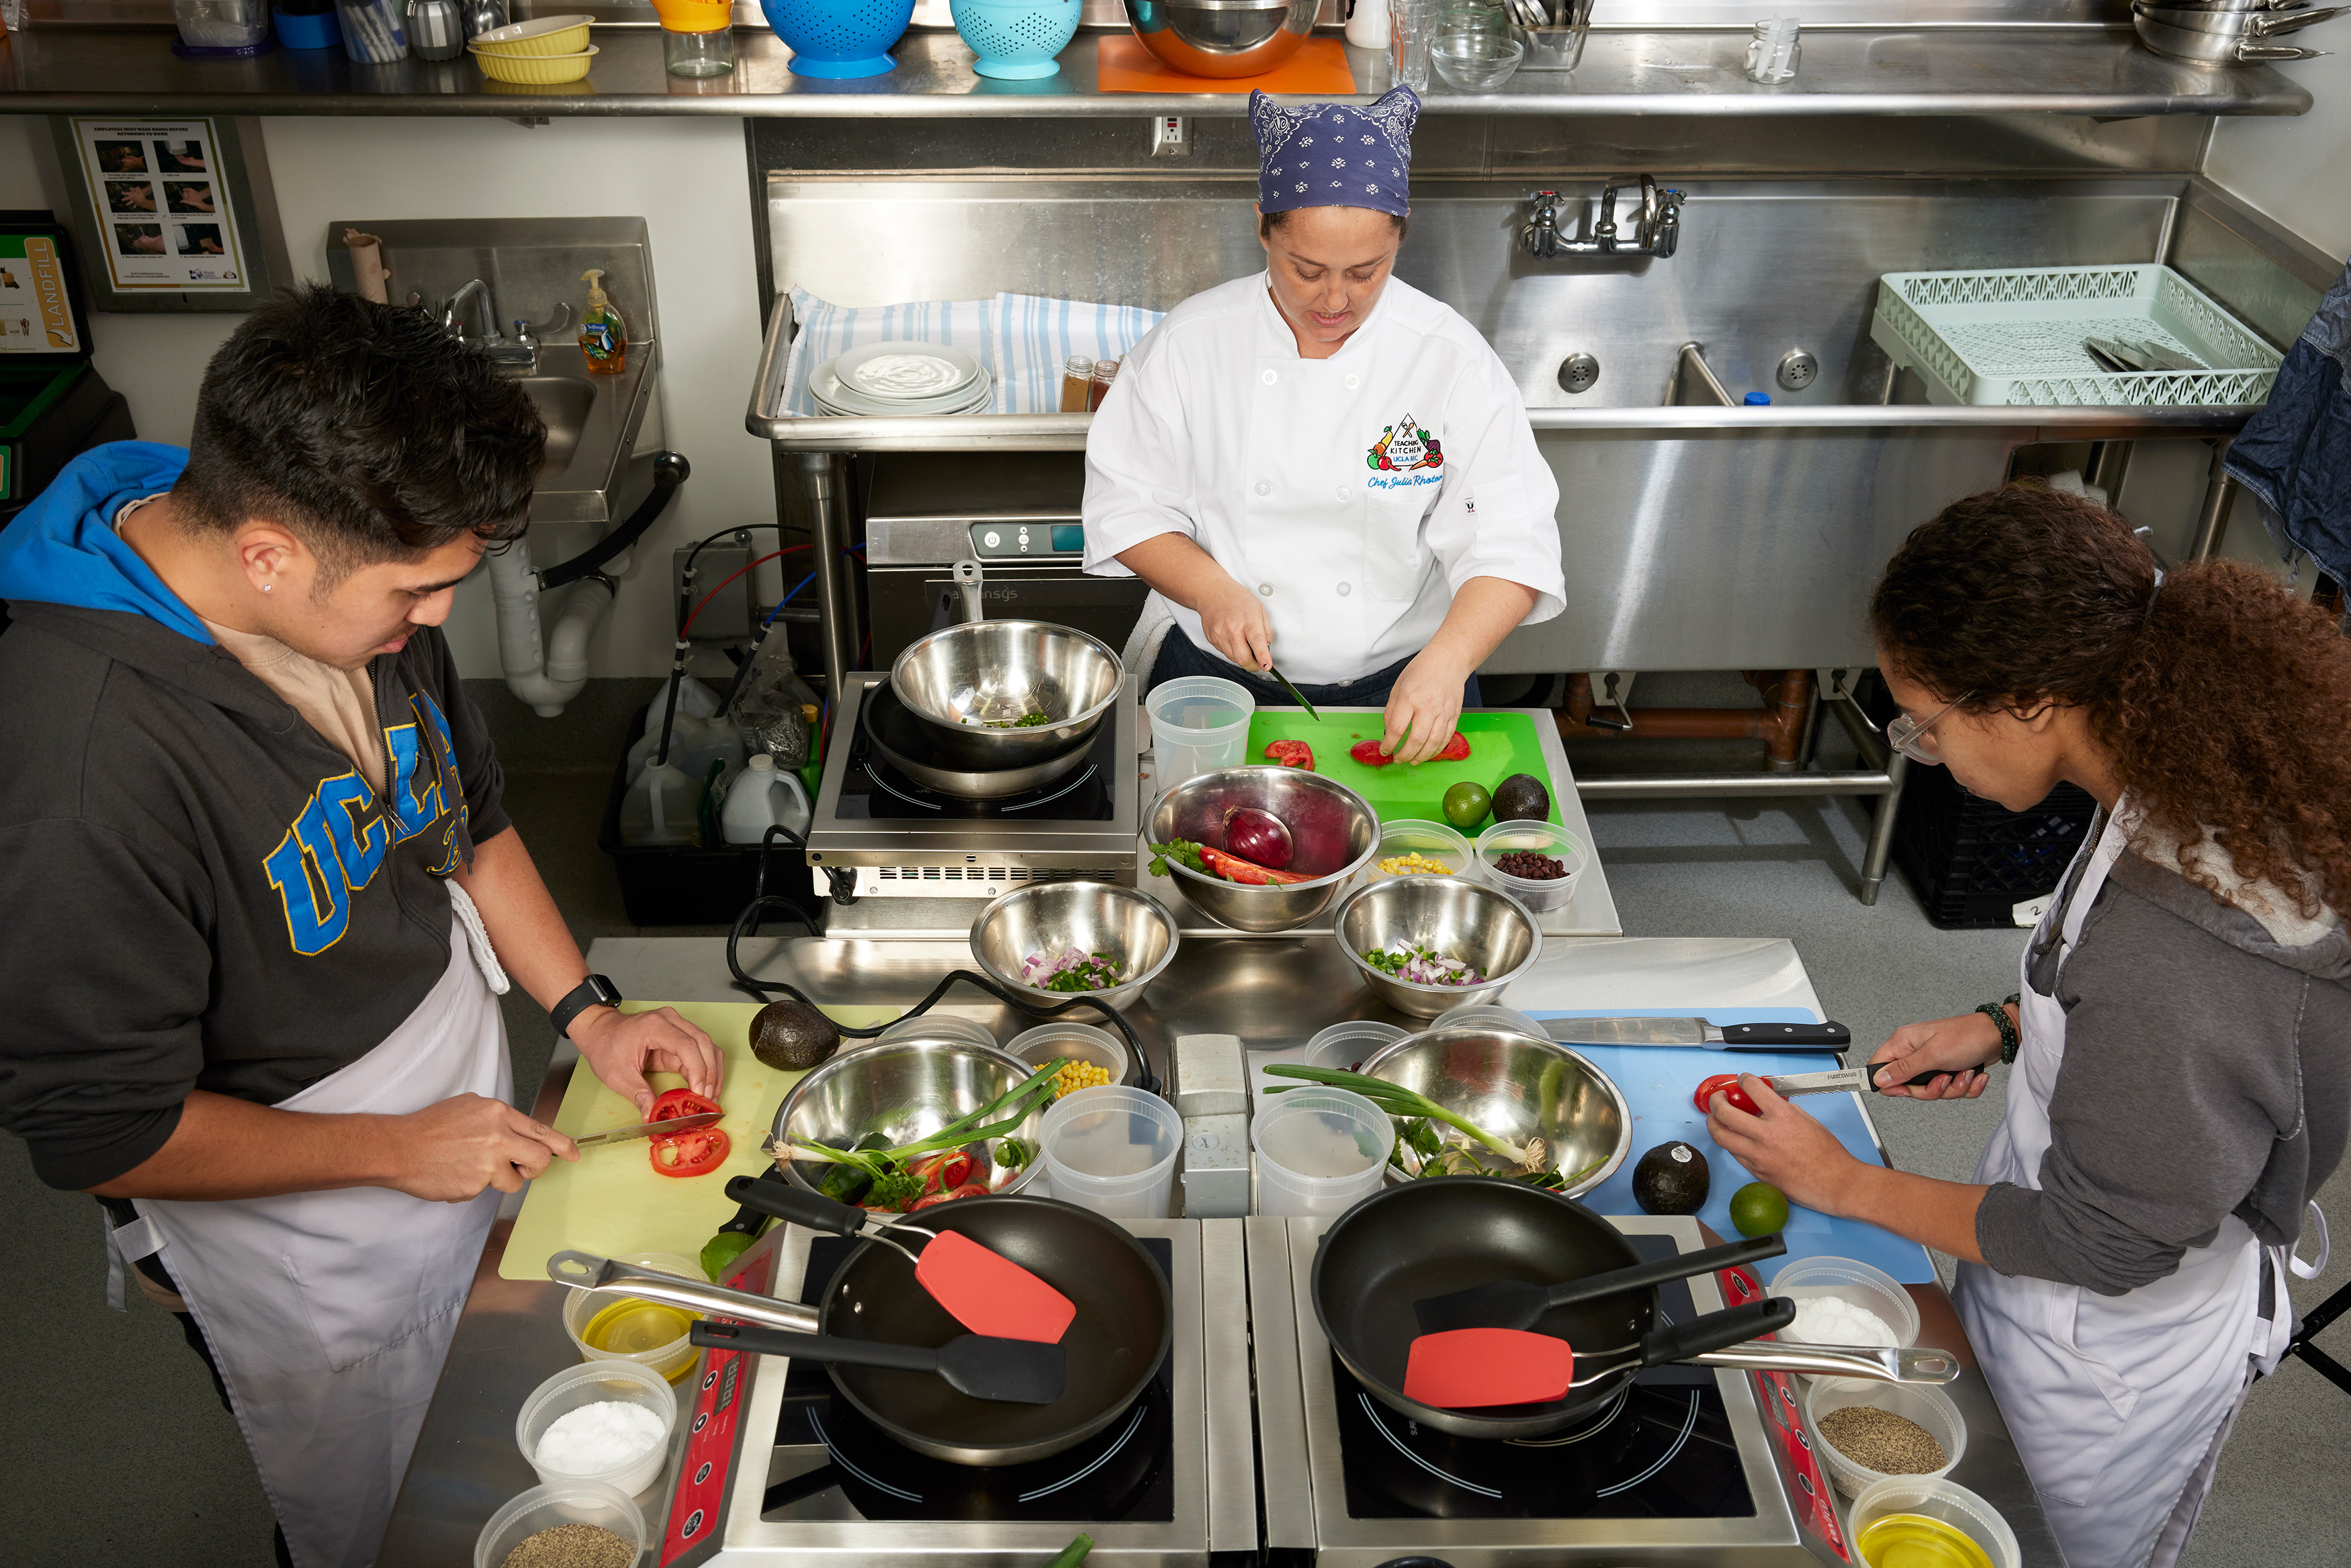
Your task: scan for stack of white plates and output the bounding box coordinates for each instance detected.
[810,340,993,418]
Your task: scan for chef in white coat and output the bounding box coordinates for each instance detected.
[1704,486,2347,1568]
[1083,87,1565,764]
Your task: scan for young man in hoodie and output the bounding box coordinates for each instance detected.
[0,285,722,1568]
[1705,486,2350,1568]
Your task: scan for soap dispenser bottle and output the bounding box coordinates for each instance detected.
[578,268,627,375]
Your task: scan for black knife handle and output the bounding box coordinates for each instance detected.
[1718,1020,1851,1050]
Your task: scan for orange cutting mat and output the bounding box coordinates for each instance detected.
[1096,36,1357,94]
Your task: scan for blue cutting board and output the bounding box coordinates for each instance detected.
[1530,1009,1939,1285]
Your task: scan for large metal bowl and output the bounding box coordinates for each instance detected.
[2131,7,2327,58]
[1332,876,1544,1019]
[1123,0,1318,78]
[890,620,1124,772]
[1356,1025,1631,1200]
[2135,0,2342,35]
[771,1036,1049,1197]
[969,880,1182,1014]
[1142,766,1381,933]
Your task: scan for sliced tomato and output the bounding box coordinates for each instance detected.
[910,1150,974,1195]
[650,1126,731,1177]
[1434,731,1472,762]
[1265,739,1316,771]
[1349,739,1392,767]
[1694,1073,1759,1117]
[649,1088,721,1121]
[912,1181,993,1210]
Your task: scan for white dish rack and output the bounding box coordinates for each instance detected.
[1869,263,2281,408]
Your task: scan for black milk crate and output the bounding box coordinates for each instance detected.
[596,705,825,929]
[1893,764,2098,929]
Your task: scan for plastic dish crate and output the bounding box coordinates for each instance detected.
[1894,764,2098,929]
[1870,264,2280,408]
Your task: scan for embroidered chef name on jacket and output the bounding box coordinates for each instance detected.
[263,691,470,954]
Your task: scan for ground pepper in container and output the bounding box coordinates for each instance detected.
[499,1522,636,1568]
[1817,1405,1947,1475]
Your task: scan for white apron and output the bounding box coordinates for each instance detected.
[1953,811,2321,1568]
[105,893,512,1568]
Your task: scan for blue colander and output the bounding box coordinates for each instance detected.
[948,0,1079,78]
[760,0,915,78]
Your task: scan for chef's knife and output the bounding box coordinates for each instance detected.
[1761,1064,1959,1097]
[1266,663,1319,721]
[1541,1017,1851,1052]
[573,1110,723,1148]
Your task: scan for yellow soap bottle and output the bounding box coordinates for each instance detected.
[578,268,627,375]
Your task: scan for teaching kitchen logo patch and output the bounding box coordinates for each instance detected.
[1368,414,1442,474]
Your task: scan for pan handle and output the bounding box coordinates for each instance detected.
[545,1249,822,1334]
[1546,1234,1786,1311]
[691,1320,942,1375]
[1640,1297,1797,1366]
[727,1173,873,1236]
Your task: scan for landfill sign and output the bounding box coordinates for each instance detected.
[0,233,79,353]
[69,118,248,292]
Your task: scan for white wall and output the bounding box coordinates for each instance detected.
[2205,53,2351,266]
[0,113,773,680]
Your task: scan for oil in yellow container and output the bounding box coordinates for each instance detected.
[1856,1513,1994,1568]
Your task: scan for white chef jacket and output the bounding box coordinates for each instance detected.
[1081,272,1565,687]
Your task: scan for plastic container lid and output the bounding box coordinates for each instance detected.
[1302,1019,1410,1073]
[875,1013,999,1051]
[1252,1086,1392,1217]
[1769,1254,1922,1358]
[1038,1084,1182,1219]
[1472,819,1587,913]
[1744,391,1773,404]
[1847,1474,2021,1568]
[1365,818,1474,882]
[515,1358,678,1498]
[560,1252,704,1383]
[1804,1376,1967,1500]
[475,1479,648,1568]
[1431,1001,1548,1040]
[1006,1021,1133,1087]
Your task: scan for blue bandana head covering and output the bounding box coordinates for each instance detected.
[1249,86,1419,218]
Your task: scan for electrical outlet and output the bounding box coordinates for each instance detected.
[1150,116,1189,156]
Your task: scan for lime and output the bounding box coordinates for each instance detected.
[1441,780,1492,829]
[1728,1181,1789,1238]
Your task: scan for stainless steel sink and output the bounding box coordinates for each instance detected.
[494,344,656,523]
[512,373,594,475]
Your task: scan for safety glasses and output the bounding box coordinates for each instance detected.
[1886,693,1971,765]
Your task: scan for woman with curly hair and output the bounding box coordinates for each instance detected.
[1706,485,2348,1568]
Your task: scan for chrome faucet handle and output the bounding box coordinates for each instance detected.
[1595,179,1623,251]
[1521,189,1563,260]
[1652,186,1684,259]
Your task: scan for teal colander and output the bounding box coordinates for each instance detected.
[949,0,1080,78]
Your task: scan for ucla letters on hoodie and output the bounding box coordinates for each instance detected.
[0,443,511,1191]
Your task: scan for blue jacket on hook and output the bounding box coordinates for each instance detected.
[2225,258,2351,584]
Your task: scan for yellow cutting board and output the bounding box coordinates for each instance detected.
[496,999,899,1281]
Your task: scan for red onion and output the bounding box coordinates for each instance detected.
[1223,806,1294,870]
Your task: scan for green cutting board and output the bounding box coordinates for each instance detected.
[1244,710,1563,828]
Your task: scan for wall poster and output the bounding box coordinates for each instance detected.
[69,118,251,293]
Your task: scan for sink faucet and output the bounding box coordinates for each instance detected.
[1521,178,1685,261]
[441,278,535,369]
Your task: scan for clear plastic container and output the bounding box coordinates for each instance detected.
[1145,676,1254,796]
[1744,15,1800,84]
[1473,818,1587,913]
[1847,1474,2021,1568]
[1431,1001,1548,1040]
[1254,1019,1409,1104]
[1038,1085,1182,1219]
[875,1013,999,1051]
[515,1358,678,1497]
[173,0,270,50]
[474,1479,646,1568]
[561,1250,704,1383]
[1805,1377,1967,1500]
[1007,1021,1132,1088]
[1769,1254,1922,1366]
[1252,1086,1392,1217]
[1365,819,1474,883]
[664,24,736,75]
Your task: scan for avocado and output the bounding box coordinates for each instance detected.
[750,999,842,1072]
[1632,1140,1710,1215]
[1493,773,1550,823]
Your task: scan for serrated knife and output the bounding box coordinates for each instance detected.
[572,1110,723,1148]
[1541,1017,1851,1052]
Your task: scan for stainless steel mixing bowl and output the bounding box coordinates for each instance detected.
[1142,766,1381,933]
[771,1036,1049,1197]
[1331,876,1543,1019]
[1356,1025,1630,1199]
[2135,0,2341,33]
[889,620,1124,772]
[2131,6,2331,58]
[1123,0,1319,78]
[969,880,1182,1013]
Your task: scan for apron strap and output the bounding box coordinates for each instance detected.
[2291,1200,2331,1281]
[445,880,511,996]
[101,1209,164,1313]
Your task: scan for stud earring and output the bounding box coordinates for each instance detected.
[263,582,274,594]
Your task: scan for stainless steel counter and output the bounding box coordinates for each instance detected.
[0,22,2310,119]
[380,933,2062,1566]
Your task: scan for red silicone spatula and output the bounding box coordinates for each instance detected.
[725,1174,1077,1345]
[1402,1328,1575,1408]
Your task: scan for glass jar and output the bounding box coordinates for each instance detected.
[1059,355,1096,414]
[1744,17,1799,83]
[1086,357,1120,412]
[664,25,736,77]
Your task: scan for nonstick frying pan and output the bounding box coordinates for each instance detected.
[1315,1177,1928,1440]
[732,1184,1172,1466]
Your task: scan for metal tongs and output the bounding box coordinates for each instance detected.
[546,1249,819,1334]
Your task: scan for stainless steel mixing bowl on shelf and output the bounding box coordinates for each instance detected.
[1331,875,1544,1018]
[968,880,1183,1014]
[1122,0,1319,78]
[1356,1025,1632,1199]
[889,620,1124,772]
[770,1037,1050,1197]
[1142,766,1381,933]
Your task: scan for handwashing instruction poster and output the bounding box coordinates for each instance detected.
[71,118,247,291]
[0,232,79,353]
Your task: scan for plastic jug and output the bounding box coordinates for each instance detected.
[728,623,822,770]
[618,759,699,847]
[625,710,745,792]
[719,753,813,845]
[650,673,723,725]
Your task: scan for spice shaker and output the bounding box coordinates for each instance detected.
[1086,357,1120,412]
[1059,355,1095,414]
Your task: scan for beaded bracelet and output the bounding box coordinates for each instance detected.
[1977,998,2021,1066]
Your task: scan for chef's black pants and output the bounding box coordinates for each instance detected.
[1147,628,1484,711]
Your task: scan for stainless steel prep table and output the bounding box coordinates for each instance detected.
[378,934,2061,1566]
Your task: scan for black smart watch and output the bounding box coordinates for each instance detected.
[551,974,623,1040]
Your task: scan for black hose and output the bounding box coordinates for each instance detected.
[539,451,690,590]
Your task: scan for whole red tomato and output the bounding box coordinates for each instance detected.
[1694,1073,1760,1117]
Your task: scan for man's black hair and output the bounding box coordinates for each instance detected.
[173,283,545,578]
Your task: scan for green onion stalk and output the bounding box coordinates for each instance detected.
[776,1062,1063,1193]
[1264,1064,1530,1164]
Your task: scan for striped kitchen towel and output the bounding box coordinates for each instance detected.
[780,287,996,416]
[991,293,1165,414]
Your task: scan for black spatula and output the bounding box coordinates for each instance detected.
[689,1320,1067,1405]
[1411,1233,1786,1336]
